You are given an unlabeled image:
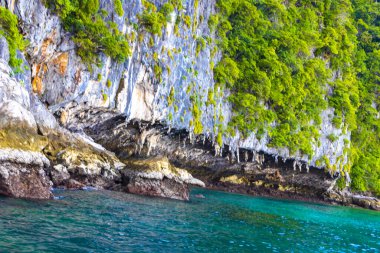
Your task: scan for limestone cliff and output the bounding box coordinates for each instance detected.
[2,0,348,168]
[0,0,378,208]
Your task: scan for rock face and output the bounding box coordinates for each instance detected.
[0,148,52,199]
[0,100,37,131]
[0,36,9,63]
[6,0,348,168]
[49,146,124,190]
[85,116,380,209]
[88,118,334,199]
[0,56,52,199]
[0,36,202,200]
[121,157,205,200]
[0,1,377,206]
[0,41,124,198]
[351,196,380,211]
[325,190,380,211]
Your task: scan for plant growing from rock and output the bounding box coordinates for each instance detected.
[45,0,130,70]
[0,7,27,71]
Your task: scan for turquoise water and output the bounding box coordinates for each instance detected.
[0,189,379,253]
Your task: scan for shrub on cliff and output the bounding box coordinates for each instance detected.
[114,0,124,17]
[213,0,379,195]
[138,0,177,37]
[0,7,27,71]
[45,0,130,69]
[349,0,380,195]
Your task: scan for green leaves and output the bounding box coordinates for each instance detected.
[214,57,240,87]
[214,0,338,154]
[0,7,27,71]
[46,0,130,67]
[213,0,379,195]
[349,0,380,195]
[138,0,178,37]
[114,0,124,17]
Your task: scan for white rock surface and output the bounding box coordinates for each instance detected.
[0,100,37,131]
[1,0,350,169]
[0,148,50,167]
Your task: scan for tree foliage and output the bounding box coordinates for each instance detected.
[0,7,27,71]
[137,0,181,36]
[349,0,380,194]
[45,0,130,68]
[114,0,124,17]
[213,0,379,195]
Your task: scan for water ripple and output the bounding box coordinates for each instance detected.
[0,189,379,252]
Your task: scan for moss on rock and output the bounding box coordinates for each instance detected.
[220,175,249,185]
[0,128,48,152]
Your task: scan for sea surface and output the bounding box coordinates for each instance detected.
[0,188,379,253]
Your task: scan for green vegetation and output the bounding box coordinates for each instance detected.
[216,131,223,147]
[167,49,174,60]
[196,37,206,57]
[0,7,27,71]
[102,92,108,101]
[168,86,175,106]
[114,0,124,17]
[138,1,167,36]
[107,79,112,88]
[212,0,379,195]
[349,0,380,194]
[153,64,162,82]
[183,15,191,28]
[45,0,130,69]
[168,111,173,121]
[190,93,203,134]
[327,134,339,143]
[208,14,219,33]
[138,0,183,37]
[206,88,216,106]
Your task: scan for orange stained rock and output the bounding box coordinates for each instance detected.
[53,52,69,75]
[32,76,43,95]
[32,64,42,95]
[41,38,52,59]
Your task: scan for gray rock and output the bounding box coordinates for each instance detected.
[14,50,32,90]
[0,36,9,63]
[0,100,37,132]
[10,0,348,169]
[127,177,191,201]
[121,157,205,200]
[0,60,30,108]
[50,164,70,186]
[30,94,59,135]
[0,0,372,206]
[0,148,52,199]
[0,148,50,167]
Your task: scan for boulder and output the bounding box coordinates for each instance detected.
[324,190,380,211]
[50,147,123,189]
[50,164,70,186]
[352,195,380,211]
[0,148,52,199]
[0,101,37,132]
[121,157,205,200]
[0,60,31,107]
